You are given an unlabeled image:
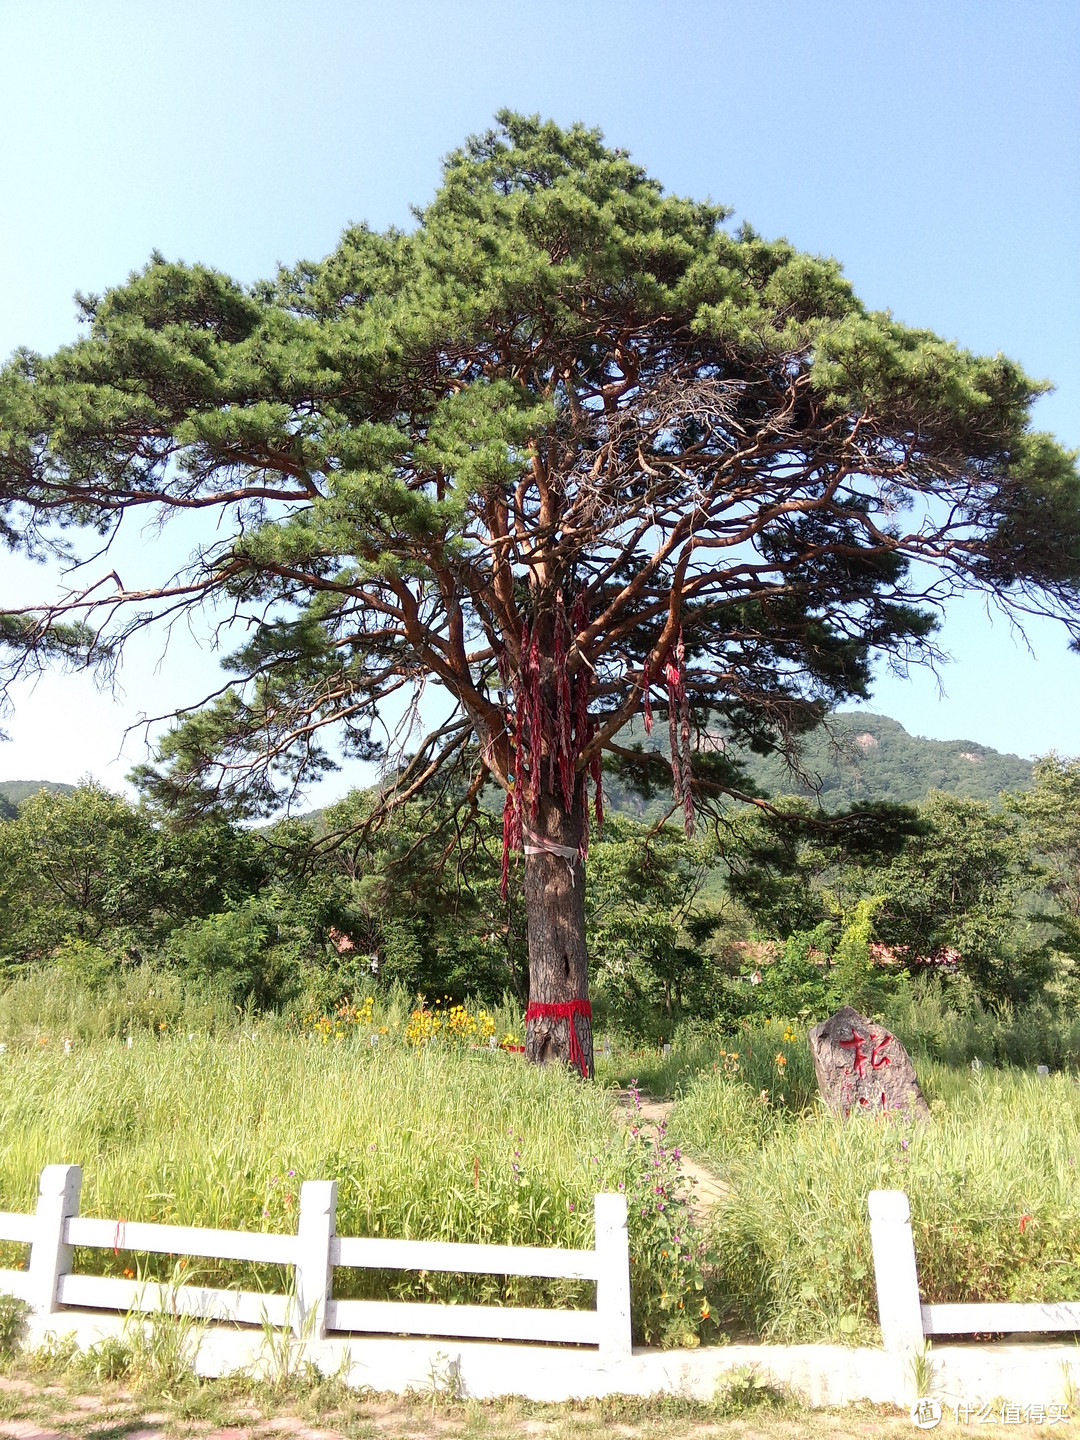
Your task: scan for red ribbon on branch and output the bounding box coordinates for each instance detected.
[524,999,592,1076]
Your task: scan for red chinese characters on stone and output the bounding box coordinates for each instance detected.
[838,1028,893,1080]
[838,1031,868,1076]
[808,1007,929,1121]
[870,1031,892,1071]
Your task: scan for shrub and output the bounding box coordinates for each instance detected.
[0,1292,28,1354]
[740,899,897,1025]
[50,938,123,988]
[166,898,301,1008]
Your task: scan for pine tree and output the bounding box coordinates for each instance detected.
[3,114,1079,1072]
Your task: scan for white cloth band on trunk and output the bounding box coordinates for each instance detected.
[523,829,581,884]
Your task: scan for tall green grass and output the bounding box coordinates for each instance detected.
[883,984,1080,1070]
[596,1017,818,1111]
[669,1062,1080,1343]
[0,1032,620,1239]
[0,964,241,1044]
[0,1021,709,1345]
[597,985,1080,1106]
[6,965,1080,1350]
[0,964,528,1047]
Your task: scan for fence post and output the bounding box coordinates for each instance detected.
[27,1164,82,1318]
[594,1192,632,1360]
[868,1189,924,1358]
[294,1179,337,1340]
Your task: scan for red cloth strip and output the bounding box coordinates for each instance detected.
[524,999,592,1075]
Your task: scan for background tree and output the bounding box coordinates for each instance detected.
[741,896,896,1024]
[585,813,722,1036]
[313,786,530,1003]
[863,793,1051,1003]
[1007,755,1080,989]
[2,114,1080,1072]
[729,790,1058,1006]
[0,782,265,963]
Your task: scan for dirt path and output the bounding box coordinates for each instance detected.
[614,1092,729,1213]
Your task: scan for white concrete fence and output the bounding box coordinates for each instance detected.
[0,1169,1077,1407]
[0,1163,632,1357]
[869,1188,1080,1354]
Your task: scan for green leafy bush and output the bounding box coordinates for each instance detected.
[740,898,897,1024]
[0,1292,28,1354]
[166,896,312,1008]
[50,938,123,988]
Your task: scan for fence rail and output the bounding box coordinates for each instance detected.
[66,1217,297,1266]
[325,1298,601,1345]
[0,1212,35,1244]
[55,1274,293,1328]
[922,1301,1080,1336]
[869,1189,1080,1352]
[0,1164,632,1356]
[330,1234,599,1279]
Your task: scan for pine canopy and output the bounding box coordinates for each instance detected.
[2,112,1078,831]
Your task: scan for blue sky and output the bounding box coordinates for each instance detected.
[0,0,1077,796]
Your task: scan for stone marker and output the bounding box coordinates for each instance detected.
[808,1006,929,1120]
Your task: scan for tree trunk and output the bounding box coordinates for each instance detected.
[523,787,593,1078]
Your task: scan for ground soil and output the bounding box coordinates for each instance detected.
[0,1370,1073,1440]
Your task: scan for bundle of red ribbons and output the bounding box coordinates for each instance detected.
[523,998,592,1076]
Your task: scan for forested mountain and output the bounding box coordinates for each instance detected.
[0,780,76,819]
[739,712,1033,809]
[0,713,1036,824]
[603,711,1034,819]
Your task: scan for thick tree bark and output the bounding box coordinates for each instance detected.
[523,787,593,1078]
